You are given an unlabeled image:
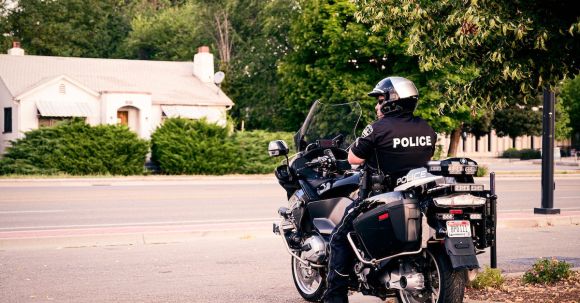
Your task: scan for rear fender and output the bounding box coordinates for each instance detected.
[444,237,479,270]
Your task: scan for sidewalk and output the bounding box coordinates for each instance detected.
[476,156,580,175]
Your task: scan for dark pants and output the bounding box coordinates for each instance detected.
[323,202,359,303]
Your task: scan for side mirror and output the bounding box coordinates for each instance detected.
[268,140,289,157]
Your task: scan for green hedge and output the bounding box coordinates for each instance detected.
[231,130,295,174]
[501,148,541,160]
[0,119,149,175]
[151,118,241,174]
[151,119,295,175]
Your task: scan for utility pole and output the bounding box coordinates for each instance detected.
[534,89,560,215]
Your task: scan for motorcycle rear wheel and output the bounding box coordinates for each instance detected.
[397,248,466,303]
[291,256,327,302]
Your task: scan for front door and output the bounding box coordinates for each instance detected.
[117,111,128,126]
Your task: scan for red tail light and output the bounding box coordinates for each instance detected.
[378,212,389,221]
[450,209,463,215]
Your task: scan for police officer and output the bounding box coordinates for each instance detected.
[323,76,437,303]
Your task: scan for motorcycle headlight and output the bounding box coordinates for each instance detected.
[433,194,486,207]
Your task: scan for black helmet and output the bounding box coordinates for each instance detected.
[368,76,419,115]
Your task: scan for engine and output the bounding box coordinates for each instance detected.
[301,235,327,263]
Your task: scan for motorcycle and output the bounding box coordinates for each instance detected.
[269,101,497,303]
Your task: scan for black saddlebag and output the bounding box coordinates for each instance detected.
[352,192,421,259]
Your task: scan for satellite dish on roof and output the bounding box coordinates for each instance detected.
[214,71,225,85]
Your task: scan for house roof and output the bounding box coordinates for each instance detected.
[0,54,233,107]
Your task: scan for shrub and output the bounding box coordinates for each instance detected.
[230,130,294,174]
[501,148,541,160]
[0,119,149,175]
[501,148,521,159]
[476,165,488,177]
[523,258,572,284]
[469,266,505,289]
[519,149,541,160]
[151,118,240,175]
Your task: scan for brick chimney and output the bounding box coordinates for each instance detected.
[7,41,25,56]
[193,46,215,83]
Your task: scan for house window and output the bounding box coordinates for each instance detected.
[3,107,12,133]
[59,84,66,94]
[39,117,73,127]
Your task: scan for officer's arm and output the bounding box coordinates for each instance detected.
[348,149,365,165]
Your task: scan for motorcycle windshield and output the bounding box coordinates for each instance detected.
[294,100,363,152]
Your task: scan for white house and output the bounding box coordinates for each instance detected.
[0,43,233,154]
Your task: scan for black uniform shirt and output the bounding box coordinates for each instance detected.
[350,112,437,176]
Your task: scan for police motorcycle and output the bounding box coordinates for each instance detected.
[269,101,497,303]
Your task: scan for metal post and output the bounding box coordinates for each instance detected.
[535,89,560,215]
[490,172,497,268]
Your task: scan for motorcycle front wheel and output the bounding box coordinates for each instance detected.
[291,256,327,302]
[397,248,466,303]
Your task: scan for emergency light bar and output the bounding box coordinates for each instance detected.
[427,157,479,176]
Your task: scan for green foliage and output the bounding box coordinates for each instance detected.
[493,106,542,140]
[431,145,445,161]
[5,0,131,58]
[463,112,493,139]
[151,119,295,174]
[277,0,395,130]
[469,266,505,290]
[501,148,520,159]
[231,130,294,174]
[501,148,541,160]
[560,76,580,141]
[354,0,580,110]
[523,258,572,285]
[151,118,241,175]
[277,0,479,147]
[476,165,488,177]
[0,119,149,175]
[519,149,542,160]
[119,3,207,60]
[224,0,297,130]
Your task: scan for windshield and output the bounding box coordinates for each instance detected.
[294,100,364,151]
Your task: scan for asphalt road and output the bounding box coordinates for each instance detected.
[0,176,579,302]
[0,176,579,232]
[1,226,580,303]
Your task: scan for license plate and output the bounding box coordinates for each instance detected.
[446,220,472,237]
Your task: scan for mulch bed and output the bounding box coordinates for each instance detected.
[464,271,580,303]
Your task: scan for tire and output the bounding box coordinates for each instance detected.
[291,256,327,302]
[397,247,467,303]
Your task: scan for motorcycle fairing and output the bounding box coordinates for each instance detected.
[444,237,479,269]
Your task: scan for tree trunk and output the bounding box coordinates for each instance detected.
[447,127,461,157]
[512,137,516,149]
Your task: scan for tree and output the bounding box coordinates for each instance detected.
[559,76,580,145]
[119,2,208,60]
[0,0,12,51]
[354,0,580,110]
[276,0,482,158]
[5,0,132,58]
[223,0,298,130]
[492,106,542,148]
[463,111,493,152]
[278,0,418,130]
